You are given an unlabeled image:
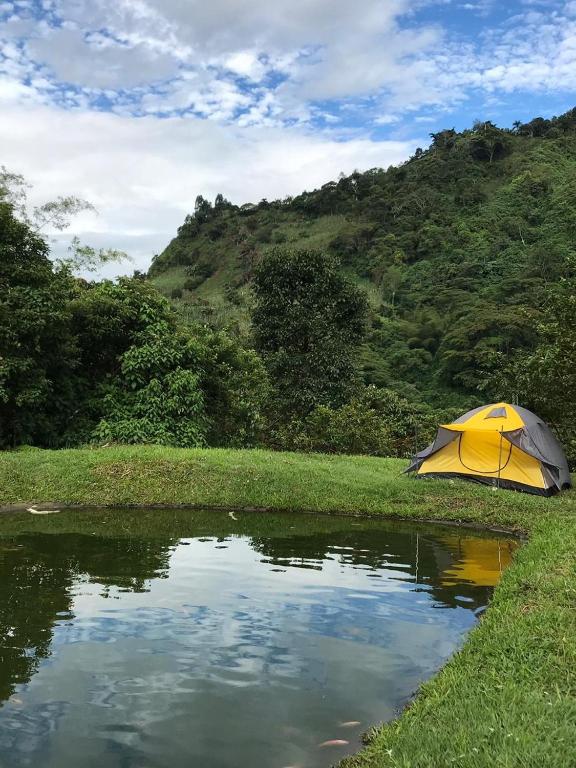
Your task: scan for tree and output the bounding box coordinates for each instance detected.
[491,264,576,465]
[1,166,129,275]
[214,193,232,212]
[94,323,269,448]
[94,324,208,447]
[251,248,368,418]
[198,329,269,447]
[194,195,213,224]
[469,121,511,163]
[58,237,129,274]
[0,201,78,447]
[70,277,176,382]
[430,129,457,150]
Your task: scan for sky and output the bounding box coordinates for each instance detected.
[1,0,576,275]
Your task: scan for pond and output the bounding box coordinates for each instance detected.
[0,509,518,768]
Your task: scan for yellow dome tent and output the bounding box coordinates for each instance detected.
[406,402,571,496]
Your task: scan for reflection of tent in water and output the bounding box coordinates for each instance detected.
[412,531,518,601]
[407,402,571,496]
[437,536,517,587]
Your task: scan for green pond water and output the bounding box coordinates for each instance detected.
[0,509,517,768]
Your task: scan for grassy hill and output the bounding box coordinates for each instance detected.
[149,108,576,409]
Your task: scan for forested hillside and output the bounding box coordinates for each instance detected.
[2,109,575,463]
[150,109,576,412]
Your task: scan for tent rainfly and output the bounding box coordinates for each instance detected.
[406,402,571,496]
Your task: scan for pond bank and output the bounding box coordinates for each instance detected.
[0,501,523,537]
[0,445,575,767]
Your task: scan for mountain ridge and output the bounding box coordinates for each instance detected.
[149,107,576,408]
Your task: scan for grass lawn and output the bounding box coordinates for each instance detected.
[0,445,575,767]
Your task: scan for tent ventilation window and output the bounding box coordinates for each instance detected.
[484,407,507,419]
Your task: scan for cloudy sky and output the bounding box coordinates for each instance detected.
[2,0,576,274]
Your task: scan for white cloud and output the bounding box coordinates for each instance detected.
[374,114,401,125]
[224,51,267,82]
[2,0,576,279]
[465,10,576,93]
[0,102,418,274]
[3,0,445,119]
[3,0,572,124]
[27,27,180,89]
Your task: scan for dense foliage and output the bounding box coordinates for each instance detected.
[0,201,77,447]
[491,260,576,465]
[146,107,576,461]
[94,321,267,448]
[252,248,368,418]
[0,200,267,449]
[269,387,457,457]
[3,107,576,460]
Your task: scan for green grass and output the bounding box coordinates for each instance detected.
[150,214,351,329]
[0,445,575,767]
[148,265,189,295]
[269,213,347,251]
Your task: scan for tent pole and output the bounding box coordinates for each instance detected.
[497,430,503,490]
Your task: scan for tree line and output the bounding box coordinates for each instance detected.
[0,181,451,456]
[146,107,576,465]
[2,107,576,464]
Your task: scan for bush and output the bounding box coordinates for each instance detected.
[224,283,242,306]
[273,401,393,456]
[94,323,269,449]
[184,276,204,291]
[266,387,452,458]
[170,287,183,299]
[255,224,275,243]
[197,262,216,280]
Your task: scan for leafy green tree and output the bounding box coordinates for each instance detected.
[491,264,576,464]
[70,278,176,381]
[0,201,78,447]
[94,322,268,448]
[52,278,179,443]
[199,330,269,447]
[469,121,511,163]
[94,324,208,447]
[252,248,368,418]
[194,195,213,224]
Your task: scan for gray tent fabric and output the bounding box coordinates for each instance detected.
[404,427,458,474]
[406,403,571,495]
[503,423,571,491]
[485,406,507,419]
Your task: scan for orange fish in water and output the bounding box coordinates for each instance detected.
[339,721,361,728]
[319,739,349,748]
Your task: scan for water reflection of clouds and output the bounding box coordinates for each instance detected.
[45,535,484,705]
[0,526,515,768]
[50,540,478,699]
[67,537,409,621]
